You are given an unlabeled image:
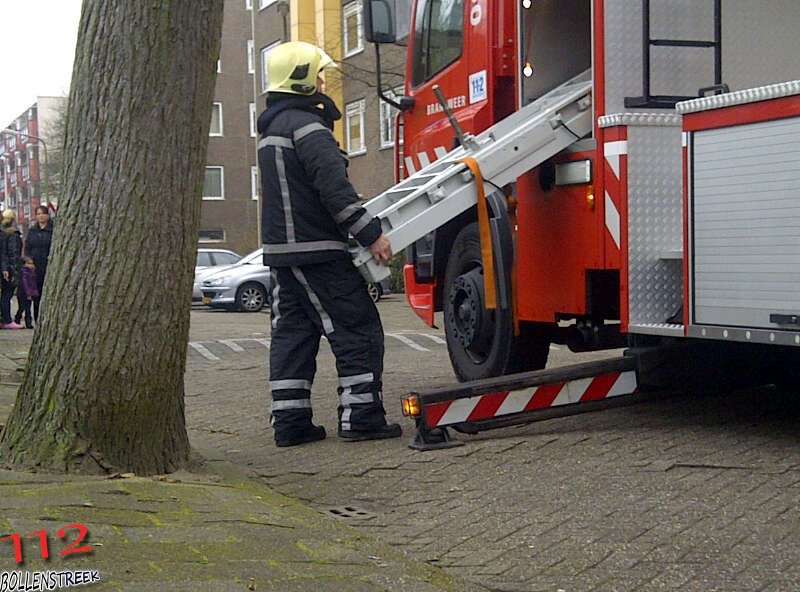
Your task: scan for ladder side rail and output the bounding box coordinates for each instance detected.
[354,102,593,280]
[366,83,593,226]
[361,69,593,214]
[354,72,593,281]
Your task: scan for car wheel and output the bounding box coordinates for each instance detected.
[367,282,382,303]
[236,282,267,312]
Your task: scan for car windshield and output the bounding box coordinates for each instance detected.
[214,252,241,265]
[241,249,263,265]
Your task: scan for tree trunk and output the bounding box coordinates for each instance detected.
[0,0,224,475]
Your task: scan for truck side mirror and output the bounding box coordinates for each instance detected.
[364,0,396,44]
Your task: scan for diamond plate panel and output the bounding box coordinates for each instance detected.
[626,122,683,327]
[603,0,644,114]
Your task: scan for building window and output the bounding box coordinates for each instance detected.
[203,166,225,200]
[247,39,255,74]
[249,103,257,137]
[199,229,226,243]
[343,1,364,57]
[209,103,223,136]
[261,42,280,94]
[245,0,252,8]
[258,0,276,9]
[345,99,366,156]
[251,166,259,200]
[379,88,402,149]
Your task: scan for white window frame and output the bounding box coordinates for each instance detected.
[209,102,224,136]
[343,1,364,58]
[203,166,225,200]
[379,87,403,149]
[249,103,257,137]
[245,0,252,9]
[258,0,276,10]
[345,99,367,156]
[247,39,255,74]
[251,166,259,200]
[261,41,280,94]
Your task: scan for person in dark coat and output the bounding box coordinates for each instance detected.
[0,209,24,329]
[16,256,38,329]
[258,41,399,447]
[22,205,53,323]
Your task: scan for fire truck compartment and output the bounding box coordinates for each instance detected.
[681,81,800,342]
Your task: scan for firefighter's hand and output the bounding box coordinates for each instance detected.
[1,271,7,282]
[369,234,392,265]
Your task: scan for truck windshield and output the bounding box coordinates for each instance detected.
[411,0,464,87]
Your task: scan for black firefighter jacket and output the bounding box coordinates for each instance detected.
[257,93,382,267]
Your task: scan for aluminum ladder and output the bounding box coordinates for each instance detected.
[352,69,594,282]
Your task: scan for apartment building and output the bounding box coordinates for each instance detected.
[2,2,405,254]
[205,0,406,254]
[199,0,262,256]
[0,96,65,230]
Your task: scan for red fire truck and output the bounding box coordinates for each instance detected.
[355,0,800,447]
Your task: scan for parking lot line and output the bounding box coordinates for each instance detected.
[188,342,220,361]
[385,333,430,352]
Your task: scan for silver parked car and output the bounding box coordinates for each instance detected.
[201,247,392,312]
[201,248,270,312]
[193,248,242,302]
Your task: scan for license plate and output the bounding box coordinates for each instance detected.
[202,297,211,305]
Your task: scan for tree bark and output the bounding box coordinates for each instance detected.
[0,0,224,475]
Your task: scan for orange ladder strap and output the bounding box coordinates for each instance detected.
[459,157,496,310]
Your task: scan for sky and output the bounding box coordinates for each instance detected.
[0,0,82,126]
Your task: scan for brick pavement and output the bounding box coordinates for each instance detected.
[185,300,800,592]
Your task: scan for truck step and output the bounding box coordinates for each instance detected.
[402,356,637,451]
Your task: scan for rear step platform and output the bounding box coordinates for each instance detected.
[402,356,637,451]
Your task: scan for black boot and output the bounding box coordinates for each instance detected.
[338,423,402,442]
[275,424,327,447]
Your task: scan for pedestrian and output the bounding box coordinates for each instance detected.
[257,41,400,447]
[0,209,24,330]
[23,205,53,323]
[15,256,38,329]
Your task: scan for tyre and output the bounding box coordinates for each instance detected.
[367,282,382,303]
[236,282,267,312]
[443,223,550,381]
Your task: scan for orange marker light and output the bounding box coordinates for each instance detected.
[402,394,421,417]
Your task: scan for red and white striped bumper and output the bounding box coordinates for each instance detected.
[422,370,637,429]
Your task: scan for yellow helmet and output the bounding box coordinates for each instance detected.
[267,41,337,95]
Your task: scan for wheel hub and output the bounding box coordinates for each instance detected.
[447,268,489,349]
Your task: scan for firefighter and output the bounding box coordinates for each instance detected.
[257,41,401,447]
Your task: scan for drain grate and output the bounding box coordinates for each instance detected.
[324,505,375,520]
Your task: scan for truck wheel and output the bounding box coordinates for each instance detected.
[443,223,550,381]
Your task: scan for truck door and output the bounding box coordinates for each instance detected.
[403,0,492,175]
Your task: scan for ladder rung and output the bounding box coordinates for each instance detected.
[651,39,717,48]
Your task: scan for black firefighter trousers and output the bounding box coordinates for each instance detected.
[268,259,388,440]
